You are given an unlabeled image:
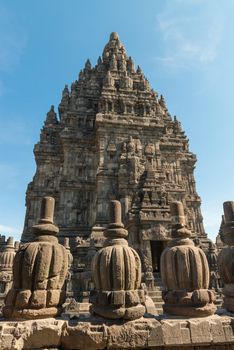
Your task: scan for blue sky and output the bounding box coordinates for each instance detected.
[0,0,233,242]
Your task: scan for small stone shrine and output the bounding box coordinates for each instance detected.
[161,201,216,317]
[3,196,68,319]
[90,200,146,319]
[218,201,234,312]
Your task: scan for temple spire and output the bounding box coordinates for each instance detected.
[45,105,58,125]
[102,32,127,66]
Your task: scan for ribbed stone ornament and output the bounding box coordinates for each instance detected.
[0,237,15,295]
[3,197,68,319]
[161,201,216,317]
[218,201,234,312]
[90,200,146,320]
[0,237,15,271]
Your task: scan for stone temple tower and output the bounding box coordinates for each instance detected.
[22,32,210,275]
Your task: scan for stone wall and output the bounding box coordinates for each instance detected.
[0,314,234,350]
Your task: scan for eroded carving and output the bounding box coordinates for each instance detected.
[90,200,146,319]
[3,197,68,319]
[161,201,216,317]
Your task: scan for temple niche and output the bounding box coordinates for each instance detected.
[21,32,212,303]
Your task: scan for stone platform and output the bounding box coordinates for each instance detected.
[0,313,234,350]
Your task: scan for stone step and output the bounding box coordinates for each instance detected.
[147,274,164,312]
[149,295,163,301]
[148,288,162,293]
[148,292,163,298]
[148,290,162,296]
[150,298,164,304]
[151,297,164,303]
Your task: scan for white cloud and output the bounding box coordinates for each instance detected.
[0,224,21,236]
[155,0,224,69]
[0,224,22,242]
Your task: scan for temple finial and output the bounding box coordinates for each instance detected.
[104,200,127,239]
[110,32,119,41]
[32,196,59,236]
[85,59,92,70]
[45,105,58,125]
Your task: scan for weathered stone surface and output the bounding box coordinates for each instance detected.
[20,33,212,307]
[90,200,147,320]
[218,201,234,313]
[0,315,234,349]
[0,318,64,350]
[161,201,216,317]
[3,197,68,319]
[0,237,15,300]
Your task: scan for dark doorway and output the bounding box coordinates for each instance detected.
[150,241,166,272]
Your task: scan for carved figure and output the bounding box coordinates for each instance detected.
[161,201,216,317]
[126,135,135,154]
[90,200,146,319]
[3,197,68,319]
[121,71,133,89]
[218,201,234,312]
[139,251,154,290]
[103,70,115,88]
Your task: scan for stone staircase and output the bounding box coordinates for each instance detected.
[147,274,165,315]
[147,274,224,315]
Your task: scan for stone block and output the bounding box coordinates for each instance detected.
[148,319,164,347]
[189,319,211,344]
[15,290,31,309]
[192,289,212,304]
[125,290,139,306]
[180,321,191,345]
[223,320,234,342]
[161,320,183,345]
[210,319,226,343]
[110,290,125,306]
[62,323,106,350]
[4,289,17,306]
[124,304,145,320]
[98,291,109,306]
[47,289,60,307]
[107,321,148,349]
[30,290,46,308]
